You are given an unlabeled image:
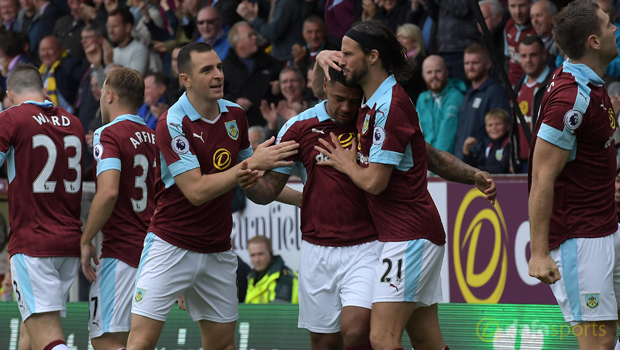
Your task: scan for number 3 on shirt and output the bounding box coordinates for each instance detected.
[32,134,81,194]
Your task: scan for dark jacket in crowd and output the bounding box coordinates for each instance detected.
[223,48,281,126]
[51,55,86,108]
[53,15,85,59]
[250,0,304,63]
[371,2,410,34]
[431,0,481,53]
[465,133,511,174]
[28,2,64,57]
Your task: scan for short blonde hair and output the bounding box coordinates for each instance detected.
[396,23,425,57]
[485,108,511,125]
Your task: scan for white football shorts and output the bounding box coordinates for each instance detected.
[10,254,79,321]
[298,240,381,333]
[132,232,238,323]
[549,225,620,326]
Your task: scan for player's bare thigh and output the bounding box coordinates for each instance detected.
[405,304,446,350]
[369,302,415,350]
[91,333,129,350]
[126,314,165,350]
[197,319,236,350]
[22,311,64,350]
[573,321,616,350]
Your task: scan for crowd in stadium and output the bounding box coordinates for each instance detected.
[0,0,611,179]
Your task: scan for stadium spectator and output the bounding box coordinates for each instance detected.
[1,0,19,30]
[107,8,150,76]
[53,0,87,59]
[416,55,465,154]
[512,36,552,173]
[222,21,281,127]
[0,30,34,90]
[463,108,512,173]
[138,72,169,130]
[431,0,482,82]
[454,44,510,161]
[195,6,230,60]
[478,0,508,85]
[407,0,437,54]
[179,0,200,39]
[318,0,362,40]
[291,16,336,73]
[505,0,537,85]
[529,2,620,349]
[361,0,409,34]
[397,23,427,103]
[248,125,263,151]
[237,0,304,64]
[245,236,298,304]
[17,0,36,37]
[28,0,64,58]
[38,36,85,114]
[530,0,559,69]
[165,43,186,106]
[208,0,242,28]
[260,67,308,142]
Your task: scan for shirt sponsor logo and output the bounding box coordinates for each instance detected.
[338,133,354,148]
[213,148,232,170]
[94,144,103,161]
[373,126,385,145]
[357,152,369,165]
[171,135,189,155]
[563,109,583,131]
[225,120,239,140]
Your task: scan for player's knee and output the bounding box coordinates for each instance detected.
[341,325,369,348]
[126,336,157,350]
[369,329,396,350]
[18,334,31,350]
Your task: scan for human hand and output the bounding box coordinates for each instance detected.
[236,160,261,190]
[85,131,95,148]
[102,39,114,66]
[270,80,280,96]
[529,254,561,284]
[79,4,98,22]
[260,100,278,129]
[104,0,119,13]
[291,44,307,66]
[463,136,477,155]
[150,103,169,118]
[236,97,253,111]
[178,295,186,310]
[315,50,343,81]
[247,137,299,170]
[152,40,167,53]
[85,43,103,68]
[80,242,99,282]
[237,1,258,21]
[137,1,151,21]
[362,0,377,21]
[314,132,358,174]
[474,171,496,205]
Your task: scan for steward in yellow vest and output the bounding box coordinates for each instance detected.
[245,255,298,304]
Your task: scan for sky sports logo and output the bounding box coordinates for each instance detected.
[476,317,608,349]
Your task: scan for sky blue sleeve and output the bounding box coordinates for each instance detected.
[369,103,404,166]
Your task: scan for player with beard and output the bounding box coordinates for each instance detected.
[528,1,620,349]
[314,20,454,350]
[239,63,496,350]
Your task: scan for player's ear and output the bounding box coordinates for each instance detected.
[179,73,191,89]
[588,33,601,50]
[6,90,14,105]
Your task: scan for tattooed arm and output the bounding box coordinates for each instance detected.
[425,142,497,204]
[238,168,295,206]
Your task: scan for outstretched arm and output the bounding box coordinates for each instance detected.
[425,142,497,204]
